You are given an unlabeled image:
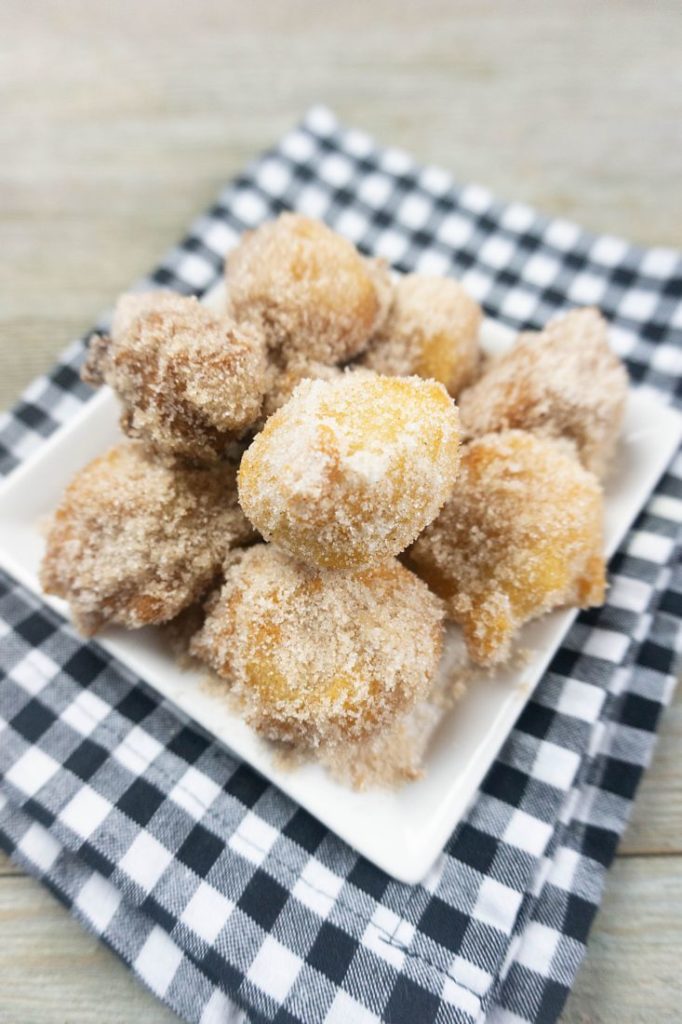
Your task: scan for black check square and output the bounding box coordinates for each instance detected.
[116,688,157,724]
[62,647,107,685]
[167,726,211,765]
[10,700,57,743]
[224,764,268,808]
[283,809,326,854]
[347,857,389,900]
[563,894,598,943]
[482,763,528,806]
[307,922,355,984]
[238,869,288,931]
[449,823,498,874]
[15,611,55,646]
[177,823,224,876]
[419,898,469,950]
[117,778,165,827]
[386,977,440,1024]
[64,739,109,782]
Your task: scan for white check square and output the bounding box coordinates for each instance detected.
[503,810,554,856]
[399,192,431,230]
[229,811,279,865]
[358,173,393,208]
[515,921,560,975]
[297,185,330,220]
[582,628,631,664]
[437,212,472,248]
[320,154,353,188]
[570,272,605,304]
[113,726,164,775]
[120,832,173,892]
[181,881,234,943]
[75,873,122,933]
[325,991,381,1024]
[60,786,112,839]
[556,679,605,723]
[591,234,628,266]
[6,747,60,797]
[247,935,302,1002]
[169,766,221,820]
[11,649,57,696]
[61,689,110,737]
[232,189,268,226]
[18,821,61,873]
[292,857,344,919]
[473,876,523,933]
[501,288,536,321]
[532,742,580,790]
[361,905,413,969]
[134,926,184,997]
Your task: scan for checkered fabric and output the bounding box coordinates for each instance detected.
[1,106,681,1024]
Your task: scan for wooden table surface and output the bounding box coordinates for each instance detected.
[1,2,680,1021]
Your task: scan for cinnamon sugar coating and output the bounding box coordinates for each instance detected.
[190,545,445,747]
[260,359,343,421]
[361,273,482,396]
[40,443,254,635]
[84,292,267,463]
[109,290,190,341]
[410,431,606,666]
[238,373,461,569]
[226,213,392,365]
[458,307,628,477]
[260,362,377,424]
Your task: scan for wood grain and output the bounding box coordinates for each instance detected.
[0,1,680,1021]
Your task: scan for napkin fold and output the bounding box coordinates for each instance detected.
[1,106,681,1024]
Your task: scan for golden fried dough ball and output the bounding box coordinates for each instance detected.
[259,361,378,423]
[40,443,254,636]
[226,213,392,365]
[361,273,482,396]
[238,374,461,569]
[83,292,267,463]
[190,545,445,747]
[458,308,628,477]
[260,359,344,421]
[410,431,606,666]
[109,290,190,340]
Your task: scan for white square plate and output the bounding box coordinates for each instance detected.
[1,281,680,883]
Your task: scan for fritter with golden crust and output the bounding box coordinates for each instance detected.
[226,213,391,365]
[191,545,445,747]
[41,442,254,635]
[238,373,461,569]
[361,273,482,396]
[458,308,627,477]
[84,292,267,463]
[410,430,606,666]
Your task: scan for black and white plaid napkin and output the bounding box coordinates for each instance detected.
[1,107,681,1024]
